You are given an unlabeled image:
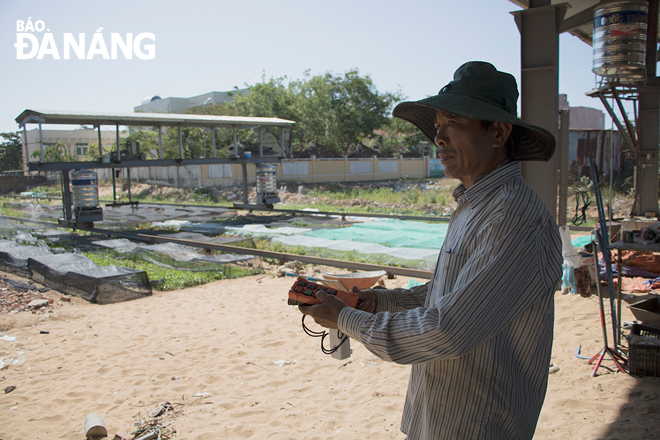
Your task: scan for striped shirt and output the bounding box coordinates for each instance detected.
[338,161,562,440]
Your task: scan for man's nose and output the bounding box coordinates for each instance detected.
[434,127,447,147]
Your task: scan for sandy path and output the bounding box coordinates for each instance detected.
[1,272,658,439]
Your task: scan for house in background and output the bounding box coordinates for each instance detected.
[134,90,248,113]
[559,94,605,130]
[22,128,129,162]
[134,89,284,155]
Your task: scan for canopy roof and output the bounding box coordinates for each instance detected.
[15,109,295,129]
[509,0,660,45]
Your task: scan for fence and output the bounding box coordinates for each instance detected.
[200,155,435,187]
[21,156,442,189]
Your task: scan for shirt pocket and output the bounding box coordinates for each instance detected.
[429,241,470,303]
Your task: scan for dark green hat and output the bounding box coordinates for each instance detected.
[392,61,556,162]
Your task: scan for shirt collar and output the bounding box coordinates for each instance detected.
[452,161,521,205]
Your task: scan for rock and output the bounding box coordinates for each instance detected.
[27,299,49,309]
[60,295,71,302]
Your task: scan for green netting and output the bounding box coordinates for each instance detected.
[303,219,448,249]
[571,234,593,248]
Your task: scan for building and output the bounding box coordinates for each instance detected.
[134,90,248,113]
[559,94,605,129]
[134,89,284,155]
[22,128,129,162]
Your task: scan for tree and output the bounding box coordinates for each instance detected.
[30,142,76,162]
[372,115,428,156]
[216,69,397,157]
[0,132,24,171]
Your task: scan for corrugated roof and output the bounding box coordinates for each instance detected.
[509,0,658,46]
[15,109,295,128]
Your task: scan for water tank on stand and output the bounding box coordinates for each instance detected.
[593,0,649,83]
[255,164,280,207]
[71,169,103,224]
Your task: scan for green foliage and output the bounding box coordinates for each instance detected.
[203,69,398,157]
[372,117,428,156]
[83,142,112,161]
[0,132,24,171]
[84,249,262,291]
[31,142,76,162]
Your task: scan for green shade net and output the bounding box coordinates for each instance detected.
[304,219,448,249]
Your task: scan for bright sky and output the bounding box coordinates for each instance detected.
[0,0,606,134]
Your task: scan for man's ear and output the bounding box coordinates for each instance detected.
[491,122,513,149]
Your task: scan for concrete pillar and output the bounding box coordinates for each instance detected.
[512,1,567,219]
[633,0,660,217]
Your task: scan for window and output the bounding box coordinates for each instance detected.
[75,143,89,156]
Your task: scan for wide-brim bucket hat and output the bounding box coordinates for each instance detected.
[392,61,556,162]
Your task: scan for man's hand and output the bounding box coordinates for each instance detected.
[299,291,346,329]
[355,288,377,313]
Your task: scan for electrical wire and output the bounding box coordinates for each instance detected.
[572,190,592,226]
[302,315,349,355]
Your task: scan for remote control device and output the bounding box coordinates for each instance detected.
[288,277,360,308]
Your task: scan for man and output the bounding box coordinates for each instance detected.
[300,61,562,440]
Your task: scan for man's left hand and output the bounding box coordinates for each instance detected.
[298,291,346,329]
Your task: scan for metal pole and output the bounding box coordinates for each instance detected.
[22,125,29,172]
[212,129,216,158]
[178,126,183,160]
[242,163,249,204]
[558,109,569,226]
[112,168,117,202]
[116,125,121,162]
[280,127,285,157]
[127,167,132,201]
[233,126,238,157]
[158,126,163,159]
[62,170,72,221]
[38,124,44,163]
[259,128,264,157]
[97,126,103,158]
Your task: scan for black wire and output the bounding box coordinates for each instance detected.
[572,190,592,226]
[301,315,349,355]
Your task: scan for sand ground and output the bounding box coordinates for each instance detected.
[1,270,659,440]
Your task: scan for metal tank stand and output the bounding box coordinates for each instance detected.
[587,156,626,376]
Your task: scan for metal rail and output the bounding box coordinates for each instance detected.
[0,216,434,279]
[4,195,452,223]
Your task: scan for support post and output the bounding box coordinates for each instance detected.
[178,126,183,160]
[62,170,72,221]
[512,1,566,219]
[259,127,263,157]
[558,109,569,226]
[633,0,660,216]
[242,163,249,204]
[116,125,121,162]
[38,123,43,163]
[233,126,238,158]
[22,125,28,173]
[97,126,103,158]
[127,168,132,201]
[212,128,217,158]
[158,126,163,159]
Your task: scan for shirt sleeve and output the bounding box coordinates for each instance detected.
[372,283,429,313]
[337,214,562,365]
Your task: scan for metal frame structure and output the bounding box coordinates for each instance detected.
[510,0,660,218]
[15,109,295,224]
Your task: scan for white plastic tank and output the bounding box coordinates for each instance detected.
[256,164,277,194]
[71,169,99,208]
[593,0,649,83]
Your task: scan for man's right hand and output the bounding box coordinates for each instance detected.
[354,287,377,313]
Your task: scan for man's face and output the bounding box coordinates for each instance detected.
[434,110,510,188]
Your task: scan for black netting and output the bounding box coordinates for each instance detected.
[28,253,151,304]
